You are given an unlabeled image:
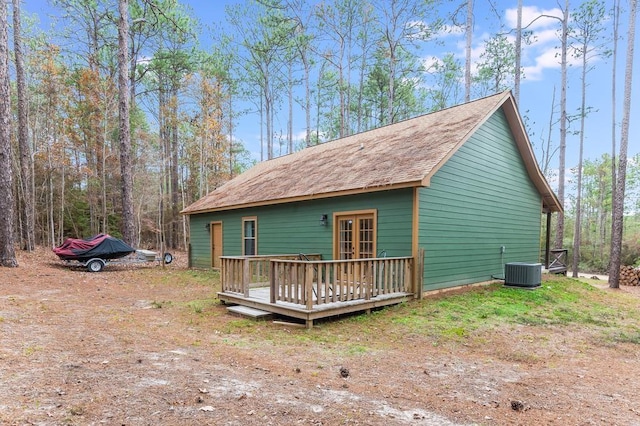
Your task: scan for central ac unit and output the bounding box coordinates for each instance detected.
[505,262,542,288]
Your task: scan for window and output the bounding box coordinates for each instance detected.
[242,217,257,255]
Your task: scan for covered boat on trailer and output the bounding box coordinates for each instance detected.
[53,234,172,272]
[54,234,134,261]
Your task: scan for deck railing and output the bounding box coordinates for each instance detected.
[548,249,568,274]
[220,254,322,297]
[270,257,413,309]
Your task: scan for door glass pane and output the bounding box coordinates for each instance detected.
[359,217,374,258]
[339,219,353,260]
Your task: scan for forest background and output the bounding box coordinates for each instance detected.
[3,0,640,274]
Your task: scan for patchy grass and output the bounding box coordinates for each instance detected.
[136,268,640,350]
[320,276,639,349]
[137,267,221,288]
[379,277,640,344]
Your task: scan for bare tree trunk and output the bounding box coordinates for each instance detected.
[260,92,263,161]
[12,0,34,251]
[48,144,55,247]
[356,20,368,134]
[228,89,234,178]
[597,168,606,261]
[387,47,395,125]
[170,85,180,249]
[610,0,620,248]
[464,0,472,102]
[287,61,293,154]
[514,0,522,103]
[542,86,557,176]
[554,0,569,250]
[118,0,135,245]
[264,71,274,159]
[610,0,637,288]
[101,110,107,233]
[338,37,346,137]
[0,0,17,267]
[158,77,168,250]
[303,52,311,146]
[58,153,65,245]
[572,48,588,278]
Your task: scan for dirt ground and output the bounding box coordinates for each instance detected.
[1,249,640,426]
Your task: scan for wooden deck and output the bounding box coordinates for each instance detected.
[218,254,417,328]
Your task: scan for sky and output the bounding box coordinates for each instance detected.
[192,0,639,178]
[19,0,640,191]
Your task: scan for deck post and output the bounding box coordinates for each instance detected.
[365,261,372,300]
[404,259,411,293]
[416,248,425,298]
[545,212,551,268]
[243,258,250,298]
[270,261,277,304]
[305,264,314,310]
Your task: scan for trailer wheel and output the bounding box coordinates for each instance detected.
[87,259,105,272]
[163,253,173,265]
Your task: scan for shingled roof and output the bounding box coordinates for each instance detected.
[182,91,562,215]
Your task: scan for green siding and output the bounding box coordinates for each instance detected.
[188,189,413,269]
[419,108,542,290]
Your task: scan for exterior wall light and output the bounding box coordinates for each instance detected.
[320,214,328,226]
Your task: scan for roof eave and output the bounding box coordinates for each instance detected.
[501,95,563,213]
[181,181,423,215]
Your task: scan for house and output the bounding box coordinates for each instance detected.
[181,91,562,324]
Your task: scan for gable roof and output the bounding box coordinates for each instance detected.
[182,91,562,215]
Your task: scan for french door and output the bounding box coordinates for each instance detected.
[336,212,375,260]
[335,211,376,286]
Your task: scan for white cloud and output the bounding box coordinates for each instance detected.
[422,56,440,70]
[523,43,587,81]
[523,47,561,80]
[506,6,564,31]
[529,28,561,46]
[435,24,465,38]
[501,5,590,83]
[423,4,588,86]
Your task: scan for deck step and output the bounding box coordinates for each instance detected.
[226,305,273,320]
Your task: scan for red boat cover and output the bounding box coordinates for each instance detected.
[53,234,135,261]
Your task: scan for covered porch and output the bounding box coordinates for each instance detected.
[218,254,419,328]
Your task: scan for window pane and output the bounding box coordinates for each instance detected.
[244,220,255,238]
[244,238,255,255]
[243,219,256,255]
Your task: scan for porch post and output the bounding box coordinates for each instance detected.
[545,212,551,268]
[243,258,250,298]
[305,263,314,310]
[270,260,276,304]
[416,248,425,298]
